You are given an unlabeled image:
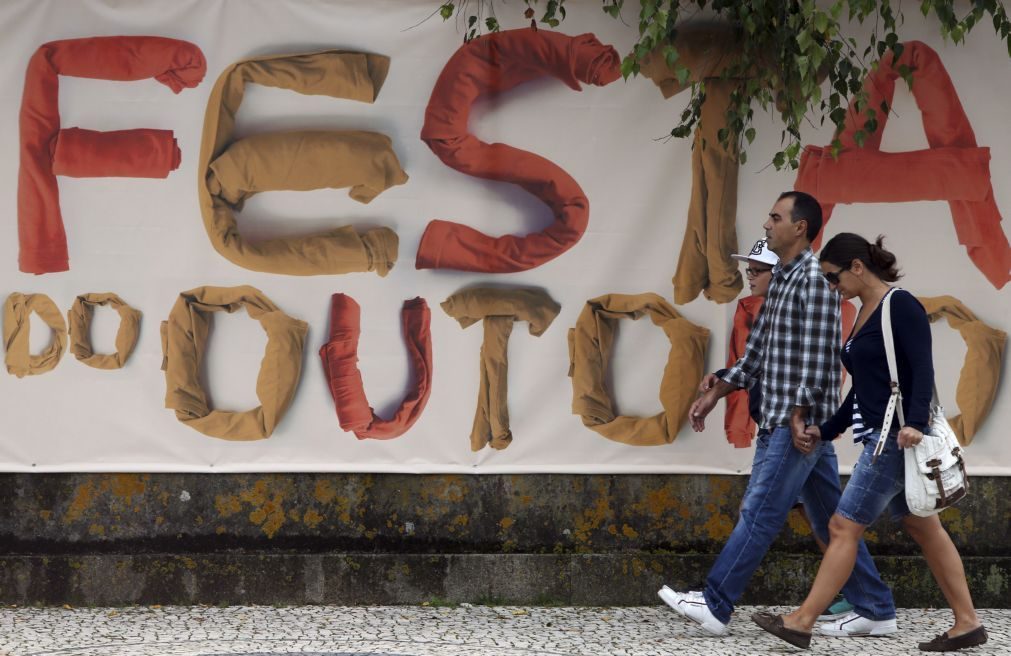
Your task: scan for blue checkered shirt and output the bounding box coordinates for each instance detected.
[721,248,841,429]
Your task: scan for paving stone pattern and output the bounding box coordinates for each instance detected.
[0,605,1006,656]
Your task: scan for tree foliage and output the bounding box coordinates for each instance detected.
[435,1,1011,169]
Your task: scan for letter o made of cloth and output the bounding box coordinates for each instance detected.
[67,293,142,370]
[3,292,67,377]
[416,28,621,272]
[919,295,1007,446]
[198,50,408,276]
[568,293,710,446]
[161,286,308,441]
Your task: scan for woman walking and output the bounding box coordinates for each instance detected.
[751,232,986,652]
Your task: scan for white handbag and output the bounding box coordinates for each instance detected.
[875,288,968,517]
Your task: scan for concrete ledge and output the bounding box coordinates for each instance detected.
[1,553,1007,607]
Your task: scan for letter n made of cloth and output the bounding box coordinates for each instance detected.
[199,51,408,276]
[794,41,1011,289]
[161,286,307,441]
[320,294,433,440]
[18,36,206,274]
[568,293,709,446]
[416,28,621,272]
[441,287,561,451]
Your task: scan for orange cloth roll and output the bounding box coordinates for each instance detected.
[51,127,181,178]
[416,28,621,273]
[320,294,433,440]
[18,36,206,274]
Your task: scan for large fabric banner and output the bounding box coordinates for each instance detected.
[0,0,1008,474]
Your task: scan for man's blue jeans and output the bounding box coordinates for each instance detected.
[703,426,896,625]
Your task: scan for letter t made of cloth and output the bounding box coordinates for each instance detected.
[441,287,561,451]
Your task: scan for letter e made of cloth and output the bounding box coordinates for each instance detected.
[417,28,621,273]
[199,51,408,276]
[18,36,207,274]
[160,286,308,441]
[794,41,1011,289]
[441,287,561,451]
[568,293,709,446]
[320,294,433,440]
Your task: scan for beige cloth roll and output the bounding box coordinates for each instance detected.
[568,293,710,446]
[161,286,308,441]
[3,292,67,377]
[441,288,561,451]
[918,296,1007,445]
[199,50,407,275]
[67,293,141,369]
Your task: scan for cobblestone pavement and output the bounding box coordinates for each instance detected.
[0,605,1006,656]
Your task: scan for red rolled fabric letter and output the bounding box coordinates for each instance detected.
[794,40,1010,289]
[319,294,433,440]
[416,28,621,272]
[18,36,206,275]
[51,127,181,178]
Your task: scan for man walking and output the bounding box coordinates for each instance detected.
[658,191,897,636]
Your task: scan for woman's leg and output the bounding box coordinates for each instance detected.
[782,513,868,632]
[902,514,981,637]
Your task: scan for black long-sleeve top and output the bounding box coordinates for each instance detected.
[819,288,933,440]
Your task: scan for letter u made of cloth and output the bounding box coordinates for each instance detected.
[67,293,142,370]
[160,286,308,441]
[199,50,408,276]
[638,25,745,304]
[794,41,1011,289]
[319,294,433,440]
[416,28,621,273]
[18,36,206,275]
[3,292,67,377]
[918,295,1007,446]
[441,287,561,451]
[568,293,710,446]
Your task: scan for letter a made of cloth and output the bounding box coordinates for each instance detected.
[441,288,561,450]
[161,286,308,441]
[568,293,710,446]
[416,28,621,272]
[638,24,746,304]
[199,51,408,276]
[3,293,67,377]
[795,41,1011,289]
[18,36,206,274]
[319,294,433,440]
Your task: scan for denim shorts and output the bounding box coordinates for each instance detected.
[835,431,910,525]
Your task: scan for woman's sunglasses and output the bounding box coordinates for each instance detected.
[822,263,851,285]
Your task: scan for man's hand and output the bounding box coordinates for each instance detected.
[790,406,812,454]
[897,426,924,449]
[697,373,720,395]
[794,424,819,455]
[689,392,718,432]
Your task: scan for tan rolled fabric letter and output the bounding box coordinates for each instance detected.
[199,50,407,275]
[568,293,710,446]
[918,295,1007,445]
[441,288,561,451]
[161,286,308,441]
[67,293,142,370]
[638,24,745,305]
[3,292,67,377]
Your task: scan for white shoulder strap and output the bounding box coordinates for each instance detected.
[875,288,902,459]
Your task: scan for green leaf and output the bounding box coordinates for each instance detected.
[439,3,453,20]
[675,64,690,86]
[814,12,829,33]
[745,127,756,144]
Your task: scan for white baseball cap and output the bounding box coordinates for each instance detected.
[731,239,779,266]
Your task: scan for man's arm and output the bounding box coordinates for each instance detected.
[792,269,841,440]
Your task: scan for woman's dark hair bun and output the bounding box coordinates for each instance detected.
[867,235,901,282]
[819,232,902,282]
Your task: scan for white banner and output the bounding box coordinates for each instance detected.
[0,0,1008,473]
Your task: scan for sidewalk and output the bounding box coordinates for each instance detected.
[1,604,1006,656]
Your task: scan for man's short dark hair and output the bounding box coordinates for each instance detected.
[777,191,823,242]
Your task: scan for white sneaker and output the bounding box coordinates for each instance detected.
[656,585,728,636]
[818,611,898,637]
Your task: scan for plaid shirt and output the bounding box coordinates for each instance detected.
[722,248,841,429]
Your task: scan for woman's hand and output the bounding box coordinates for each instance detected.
[898,426,924,449]
[794,424,819,454]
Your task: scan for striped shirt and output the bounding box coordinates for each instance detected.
[845,339,874,442]
[722,248,842,429]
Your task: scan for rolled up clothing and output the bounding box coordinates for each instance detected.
[3,292,67,378]
[51,127,181,178]
[67,292,142,370]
